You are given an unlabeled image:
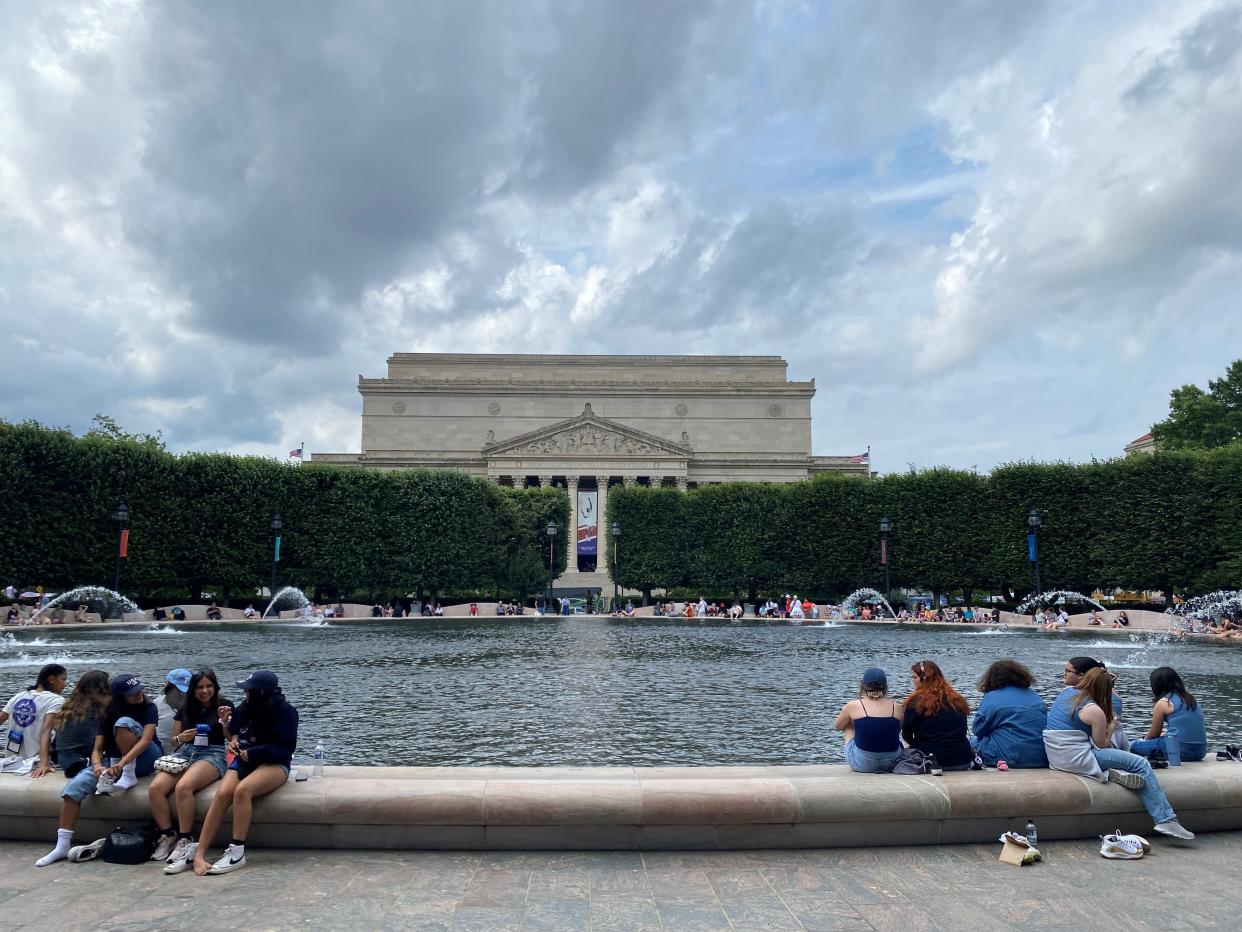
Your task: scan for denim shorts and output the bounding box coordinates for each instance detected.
[844,739,902,773]
[229,758,291,779]
[181,744,229,777]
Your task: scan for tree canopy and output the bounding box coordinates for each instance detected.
[1151,359,1242,451]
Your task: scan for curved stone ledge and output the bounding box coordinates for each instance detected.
[2,761,1240,850]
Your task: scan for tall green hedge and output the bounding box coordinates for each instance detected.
[0,420,568,602]
[607,446,1242,602]
[3,418,1239,603]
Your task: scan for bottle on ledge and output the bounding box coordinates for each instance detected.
[312,740,325,779]
[1025,819,1038,849]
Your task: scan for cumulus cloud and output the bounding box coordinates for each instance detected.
[1,0,1240,469]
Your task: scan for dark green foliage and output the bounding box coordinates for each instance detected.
[1151,359,1242,451]
[609,450,1242,600]
[0,420,568,602]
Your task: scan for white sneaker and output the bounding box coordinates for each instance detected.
[1107,769,1146,790]
[205,844,246,874]
[1100,833,1144,859]
[1154,819,1195,840]
[164,840,198,874]
[94,772,117,796]
[67,838,106,863]
[150,833,177,862]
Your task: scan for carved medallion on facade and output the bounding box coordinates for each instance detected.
[488,402,502,415]
[674,403,688,417]
[391,401,407,414]
[768,404,783,417]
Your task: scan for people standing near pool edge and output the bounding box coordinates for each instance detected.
[971,660,1048,768]
[193,670,298,875]
[1130,667,1207,763]
[2,663,67,760]
[149,669,236,869]
[835,667,904,772]
[902,660,974,771]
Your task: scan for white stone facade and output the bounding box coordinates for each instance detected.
[313,353,868,593]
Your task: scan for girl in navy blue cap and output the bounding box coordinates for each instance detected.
[192,670,298,875]
[834,667,905,772]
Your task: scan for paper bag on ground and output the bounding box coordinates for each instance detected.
[998,831,1038,866]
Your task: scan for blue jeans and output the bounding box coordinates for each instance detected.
[845,739,902,773]
[111,716,162,776]
[1092,746,1176,824]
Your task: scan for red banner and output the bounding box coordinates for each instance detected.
[119,528,129,558]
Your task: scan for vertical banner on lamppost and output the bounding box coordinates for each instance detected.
[274,536,282,562]
[118,529,129,558]
[577,490,597,555]
[1027,533,1037,562]
[880,538,887,565]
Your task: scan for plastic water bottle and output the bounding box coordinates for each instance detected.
[1166,727,1181,766]
[1025,819,1038,849]
[312,740,325,779]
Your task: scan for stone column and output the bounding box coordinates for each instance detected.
[622,476,636,488]
[595,476,611,595]
[566,475,579,570]
[538,475,555,488]
[518,476,528,489]
[675,476,688,492]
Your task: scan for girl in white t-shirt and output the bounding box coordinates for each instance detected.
[1,663,68,759]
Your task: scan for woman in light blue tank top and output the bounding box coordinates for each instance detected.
[1129,667,1207,763]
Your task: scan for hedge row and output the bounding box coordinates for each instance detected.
[605,447,1242,603]
[0,420,569,603]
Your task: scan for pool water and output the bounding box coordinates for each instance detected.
[3,620,1240,766]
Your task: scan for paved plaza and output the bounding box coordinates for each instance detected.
[1,832,1236,930]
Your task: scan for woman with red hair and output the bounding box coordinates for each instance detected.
[902,660,974,771]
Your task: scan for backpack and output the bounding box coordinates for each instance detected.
[101,825,159,864]
[891,749,929,775]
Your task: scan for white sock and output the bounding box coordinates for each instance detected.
[113,761,138,791]
[36,828,73,867]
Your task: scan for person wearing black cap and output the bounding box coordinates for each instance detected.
[95,673,163,796]
[834,667,905,772]
[193,670,298,876]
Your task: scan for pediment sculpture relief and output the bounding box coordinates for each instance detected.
[524,428,658,456]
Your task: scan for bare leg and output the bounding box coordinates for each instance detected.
[230,766,287,841]
[174,761,222,834]
[59,798,81,831]
[114,726,137,755]
[148,771,180,830]
[193,770,237,875]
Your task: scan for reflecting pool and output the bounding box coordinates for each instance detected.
[3,620,1239,766]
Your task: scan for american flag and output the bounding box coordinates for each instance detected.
[849,451,870,464]
[289,446,303,459]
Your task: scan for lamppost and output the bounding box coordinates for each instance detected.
[1027,507,1042,596]
[545,518,559,612]
[879,516,892,602]
[270,513,283,597]
[112,503,130,593]
[611,521,622,604]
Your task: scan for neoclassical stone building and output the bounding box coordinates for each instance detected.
[313,353,868,593]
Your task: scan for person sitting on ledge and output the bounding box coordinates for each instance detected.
[170,606,186,621]
[494,602,505,616]
[32,670,111,865]
[1056,668,1194,840]
[73,604,89,624]
[149,669,235,871]
[902,660,974,771]
[835,667,904,773]
[1129,667,1207,763]
[242,604,256,619]
[1111,610,1130,628]
[971,660,1048,768]
[152,606,168,621]
[193,670,298,876]
[205,602,223,621]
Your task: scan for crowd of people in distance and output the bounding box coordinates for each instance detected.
[894,605,999,624]
[834,655,1204,842]
[1,663,297,875]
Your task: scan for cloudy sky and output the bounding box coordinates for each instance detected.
[2,0,1240,472]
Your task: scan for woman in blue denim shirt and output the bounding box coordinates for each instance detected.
[1129,667,1207,763]
[971,660,1048,768]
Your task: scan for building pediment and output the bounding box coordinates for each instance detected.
[486,404,691,458]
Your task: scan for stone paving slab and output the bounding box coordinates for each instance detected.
[3,831,1240,930]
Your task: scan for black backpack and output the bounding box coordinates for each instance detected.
[101,825,158,864]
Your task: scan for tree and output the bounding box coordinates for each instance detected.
[1151,359,1242,451]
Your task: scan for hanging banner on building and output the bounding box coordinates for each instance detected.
[577,490,598,555]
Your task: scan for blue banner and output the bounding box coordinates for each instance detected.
[274,536,282,562]
[1027,533,1037,563]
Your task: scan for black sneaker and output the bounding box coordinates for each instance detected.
[926,754,943,776]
